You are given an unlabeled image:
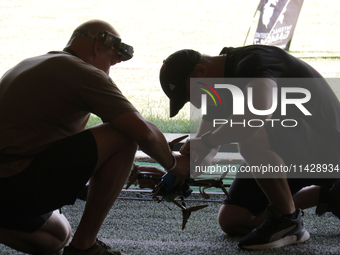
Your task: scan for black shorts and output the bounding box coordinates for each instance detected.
[0,130,98,233]
[223,118,340,216]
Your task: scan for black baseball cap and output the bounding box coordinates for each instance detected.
[159,49,202,117]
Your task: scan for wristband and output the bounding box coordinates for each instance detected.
[200,131,215,149]
[167,155,177,172]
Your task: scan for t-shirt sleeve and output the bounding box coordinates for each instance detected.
[71,63,137,123]
[222,46,285,80]
[234,51,282,79]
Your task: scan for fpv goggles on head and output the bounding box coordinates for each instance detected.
[101,31,134,61]
[71,29,134,61]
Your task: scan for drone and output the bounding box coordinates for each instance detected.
[126,135,231,230]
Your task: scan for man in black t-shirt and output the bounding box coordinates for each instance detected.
[159,45,340,250]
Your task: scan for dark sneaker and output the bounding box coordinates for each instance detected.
[238,206,310,250]
[63,239,127,255]
[316,180,340,218]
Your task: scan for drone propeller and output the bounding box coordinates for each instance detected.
[168,135,189,151]
[218,182,231,199]
[218,171,231,199]
[128,134,232,230]
[219,170,229,180]
[171,199,208,230]
[181,205,209,230]
[192,170,231,200]
[199,186,211,199]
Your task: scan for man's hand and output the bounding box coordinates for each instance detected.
[136,165,165,189]
[168,154,190,185]
[181,138,211,167]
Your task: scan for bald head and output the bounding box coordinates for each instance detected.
[66,19,119,47]
[74,19,119,37]
[64,19,123,74]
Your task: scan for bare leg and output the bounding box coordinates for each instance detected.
[0,210,71,254]
[256,178,295,214]
[217,127,304,236]
[218,204,266,236]
[0,123,137,254]
[69,123,137,250]
[293,185,320,209]
[239,127,295,214]
[218,185,321,236]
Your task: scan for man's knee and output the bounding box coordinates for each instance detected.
[218,205,239,236]
[238,126,272,161]
[89,123,138,168]
[218,204,256,236]
[41,210,72,252]
[90,123,137,151]
[0,211,71,254]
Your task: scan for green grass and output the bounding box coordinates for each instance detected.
[86,112,192,133]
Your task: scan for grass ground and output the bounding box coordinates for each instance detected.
[53,200,340,255]
[2,196,340,255]
[1,162,340,254]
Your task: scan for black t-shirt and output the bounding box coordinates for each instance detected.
[203,45,340,156]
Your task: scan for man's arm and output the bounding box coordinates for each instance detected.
[109,111,189,180]
[211,78,276,144]
[180,118,220,166]
[189,78,277,165]
[196,119,220,164]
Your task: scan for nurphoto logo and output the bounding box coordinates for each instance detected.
[193,78,312,128]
